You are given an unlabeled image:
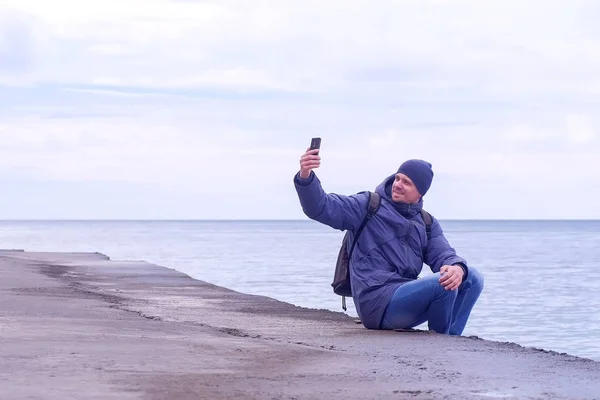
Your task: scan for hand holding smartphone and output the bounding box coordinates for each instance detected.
[299,137,322,179]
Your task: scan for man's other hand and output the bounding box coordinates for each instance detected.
[299,148,321,179]
[439,265,464,291]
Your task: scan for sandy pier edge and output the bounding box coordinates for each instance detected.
[1,250,598,400]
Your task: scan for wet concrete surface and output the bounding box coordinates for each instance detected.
[1,250,599,399]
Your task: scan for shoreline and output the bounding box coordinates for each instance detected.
[1,249,599,399]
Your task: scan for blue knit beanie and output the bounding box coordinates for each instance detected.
[397,159,434,196]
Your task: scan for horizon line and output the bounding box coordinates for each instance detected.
[0,218,599,222]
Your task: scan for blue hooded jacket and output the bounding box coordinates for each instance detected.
[294,171,468,329]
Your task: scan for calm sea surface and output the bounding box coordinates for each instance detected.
[1,220,599,361]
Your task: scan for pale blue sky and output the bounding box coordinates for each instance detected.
[0,0,599,219]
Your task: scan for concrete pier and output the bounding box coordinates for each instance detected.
[1,250,598,399]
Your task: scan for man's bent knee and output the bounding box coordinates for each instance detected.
[465,267,484,291]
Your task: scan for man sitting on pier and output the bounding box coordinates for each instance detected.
[293,147,484,335]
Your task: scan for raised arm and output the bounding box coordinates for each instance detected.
[293,148,368,232]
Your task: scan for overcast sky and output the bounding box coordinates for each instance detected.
[0,0,599,220]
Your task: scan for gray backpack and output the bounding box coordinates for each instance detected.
[331,191,433,311]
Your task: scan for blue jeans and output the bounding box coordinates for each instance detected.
[380,267,484,335]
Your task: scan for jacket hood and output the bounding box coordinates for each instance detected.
[375,174,423,219]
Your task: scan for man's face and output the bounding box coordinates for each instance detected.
[391,173,421,204]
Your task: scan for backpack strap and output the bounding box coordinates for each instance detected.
[342,191,381,311]
[420,209,433,240]
[348,192,381,261]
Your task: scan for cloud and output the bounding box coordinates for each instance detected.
[505,124,554,142]
[0,11,36,73]
[3,103,596,186]
[368,130,397,150]
[1,1,600,218]
[566,114,595,144]
[2,0,600,98]
[504,114,596,147]
[0,113,300,189]
[61,88,178,98]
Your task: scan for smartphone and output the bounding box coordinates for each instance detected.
[310,137,321,152]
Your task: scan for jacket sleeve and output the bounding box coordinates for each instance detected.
[294,171,368,232]
[423,216,469,278]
